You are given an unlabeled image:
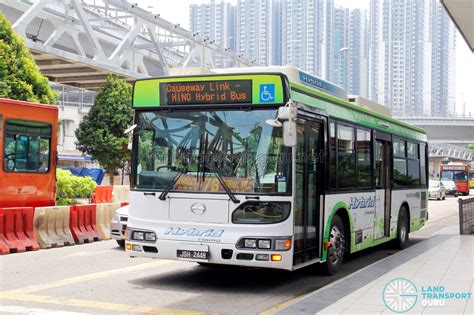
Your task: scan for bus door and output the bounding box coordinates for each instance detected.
[374,133,392,239]
[294,120,324,264]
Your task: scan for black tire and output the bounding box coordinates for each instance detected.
[116,240,125,248]
[442,195,446,200]
[392,206,409,249]
[323,215,346,275]
[437,197,440,200]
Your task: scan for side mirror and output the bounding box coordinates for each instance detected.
[124,124,137,151]
[283,120,297,147]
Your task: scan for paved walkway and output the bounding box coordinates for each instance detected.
[275,224,473,314]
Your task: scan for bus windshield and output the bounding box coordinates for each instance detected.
[440,170,468,182]
[133,109,291,195]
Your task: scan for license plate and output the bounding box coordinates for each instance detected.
[177,249,209,260]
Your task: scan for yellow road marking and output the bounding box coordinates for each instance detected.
[0,291,204,314]
[11,260,174,294]
[259,293,308,315]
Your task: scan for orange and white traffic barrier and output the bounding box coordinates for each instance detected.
[96,203,121,240]
[1,207,40,253]
[34,206,75,248]
[112,185,130,203]
[70,204,101,244]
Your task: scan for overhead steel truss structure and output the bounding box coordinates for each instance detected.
[429,144,474,162]
[2,0,256,90]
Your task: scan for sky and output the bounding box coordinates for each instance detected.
[138,0,474,115]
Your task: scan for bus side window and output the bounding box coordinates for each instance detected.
[3,135,16,171]
[356,129,371,188]
[337,124,356,189]
[420,143,427,186]
[39,138,50,172]
[393,138,408,186]
[15,135,29,171]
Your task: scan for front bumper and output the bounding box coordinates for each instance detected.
[126,238,295,271]
[445,189,458,195]
[110,217,127,241]
[428,192,440,198]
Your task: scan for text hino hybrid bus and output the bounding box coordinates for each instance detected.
[125,67,428,274]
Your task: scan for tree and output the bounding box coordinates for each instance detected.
[75,74,132,185]
[0,13,57,104]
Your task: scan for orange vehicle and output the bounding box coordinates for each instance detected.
[0,98,58,208]
[440,163,470,196]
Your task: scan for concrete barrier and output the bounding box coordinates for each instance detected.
[34,206,75,248]
[112,185,130,203]
[92,186,113,203]
[2,207,40,253]
[70,205,101,244]
[96,203,121,240]
[0,209,10,254]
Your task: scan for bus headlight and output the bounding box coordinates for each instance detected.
[131,231,156,242]
[258,239,271,249]
[244,239,257,248]
[145,232,156,241]
[132,231,144,241]
[232,202,291,224]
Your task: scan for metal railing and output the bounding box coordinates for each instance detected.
[51,83,97,108]
[459,197,474,234]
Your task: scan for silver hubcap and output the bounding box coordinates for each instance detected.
[400,215,407,241]
[329,225,345,265]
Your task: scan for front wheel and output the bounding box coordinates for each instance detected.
[323,215,346,275]
[392,206,409,249]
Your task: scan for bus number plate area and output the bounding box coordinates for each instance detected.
[177,250,209,260]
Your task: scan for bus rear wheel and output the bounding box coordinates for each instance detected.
[392,206,409,249]
[323,215,346,275]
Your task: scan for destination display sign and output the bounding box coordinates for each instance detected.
[5,122,52,137]
[442,165,467,171]
[159,80,252,105]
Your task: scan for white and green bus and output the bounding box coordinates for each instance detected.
[126,66,428,274]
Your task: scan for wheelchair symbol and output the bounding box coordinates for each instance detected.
[260,84,275,103]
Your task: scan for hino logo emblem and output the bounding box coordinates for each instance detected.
[190,202,206,215]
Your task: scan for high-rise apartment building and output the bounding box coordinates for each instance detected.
[369,0,455,116]
[333,7,349,89]
[189,0,236,66]
[348,9,369,98]
[189,0,455,116]
[281,0,337,78]
[281,1,367,97]
[236,0,281,66]
[431,0,456,116]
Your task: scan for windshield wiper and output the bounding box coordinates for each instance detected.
[159,169,186,201]
[206,163,240,204]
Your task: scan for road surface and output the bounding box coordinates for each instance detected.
[0,195,468,314]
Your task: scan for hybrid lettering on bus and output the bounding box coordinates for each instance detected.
[125,67,428,274]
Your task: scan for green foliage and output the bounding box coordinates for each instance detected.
[56,169,97,206]
[0,13,58,104]
[466,144,474,150]
[75,74,132,184]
